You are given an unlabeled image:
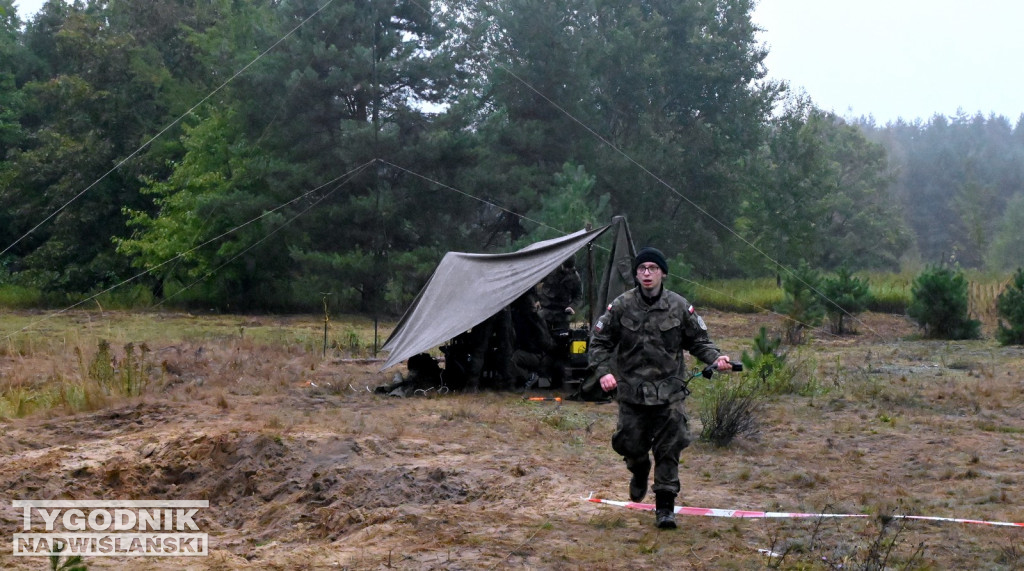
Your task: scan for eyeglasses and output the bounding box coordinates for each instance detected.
[637,264,661,274]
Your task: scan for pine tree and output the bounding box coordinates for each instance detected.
[820,267,873,334]
[907,266,980,339]
[775,262,824,344]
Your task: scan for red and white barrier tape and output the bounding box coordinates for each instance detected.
[583,493,1024,528]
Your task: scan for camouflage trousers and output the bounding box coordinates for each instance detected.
[611,400,691,497]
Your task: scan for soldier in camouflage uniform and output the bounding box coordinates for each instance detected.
[537,257,583,332]
[589,247,733,529]
[536,257,583,386]
[509,291,555,389]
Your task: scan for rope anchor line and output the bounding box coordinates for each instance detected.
[582,492,1024,528]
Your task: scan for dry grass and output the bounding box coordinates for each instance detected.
[970,276,1014,335]
[0,310,389,419]
[0,310,1023,569]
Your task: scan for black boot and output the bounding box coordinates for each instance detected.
[627,458,651,503]
[629,472,648,503]
[655,492,676,529]
[523,372,539,392]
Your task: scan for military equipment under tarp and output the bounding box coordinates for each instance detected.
[379,220,633,371]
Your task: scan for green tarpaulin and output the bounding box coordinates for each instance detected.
[380,218,635,370]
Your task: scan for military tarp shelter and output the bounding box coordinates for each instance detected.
[592,215,636,325]
[379,217,636,371]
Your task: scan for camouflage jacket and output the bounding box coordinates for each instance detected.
[537,267,583,312]
[589,287,721,405]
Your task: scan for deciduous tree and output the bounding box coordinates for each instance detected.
[739,103,908,274]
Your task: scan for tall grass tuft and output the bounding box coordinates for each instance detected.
[1,386,34,418]
[58,379,87,411]
[0,381,63,418]
[694,278,782,313]
[865,272,914,313]
[696,274,914,315]
[0,284,43,308]
[697,377,761,447]
[342,328,364,355]
[80,339,152,397]
[87,339,116,390]
[49,538,87,571]
[119,342,151,397]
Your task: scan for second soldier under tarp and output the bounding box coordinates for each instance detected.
[536,257,583,332]
[536,257,583,387]
[440,291,557,392]
[509,291,555,390]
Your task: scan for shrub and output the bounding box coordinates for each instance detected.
[697,377,761,447]
[698,327,795,447]
[82,340,151,396]
[775,262,824,344]
[741,326,786,380]
[0,284,43,308]
[907,266,981,339]
[996,268,1024,345]
[819,267,873,334]
[87,340,116,389]
[738,327,823,397]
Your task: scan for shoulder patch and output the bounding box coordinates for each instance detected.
[697,316,707,330]
[688,305,695,314]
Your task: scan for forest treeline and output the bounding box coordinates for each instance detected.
[1,0,1023,314]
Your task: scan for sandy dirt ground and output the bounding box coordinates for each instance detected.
[2,310,1024,569]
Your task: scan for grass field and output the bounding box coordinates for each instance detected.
[683,270,1011,324]
[1,308,1023,568]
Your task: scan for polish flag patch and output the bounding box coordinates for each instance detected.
[688,305,695,314]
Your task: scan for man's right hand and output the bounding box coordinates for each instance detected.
[599,373,617,392]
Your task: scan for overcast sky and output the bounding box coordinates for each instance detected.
[752,0,1024,124]
[13,0,1024,125]
[11,0,42,19]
